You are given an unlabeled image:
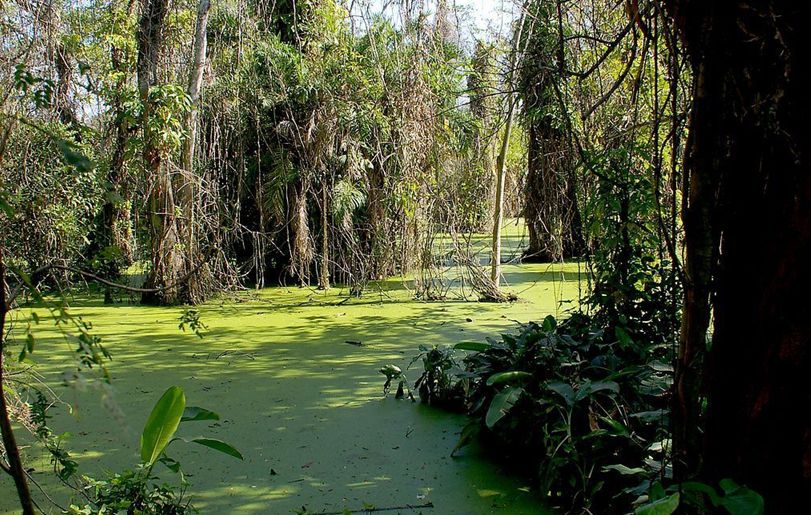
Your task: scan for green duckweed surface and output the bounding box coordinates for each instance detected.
[1,261,584,514]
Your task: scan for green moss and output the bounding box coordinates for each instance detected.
[2,262,583,514]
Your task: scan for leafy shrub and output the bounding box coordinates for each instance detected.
[68,386,242,514]
[386,313,673,513]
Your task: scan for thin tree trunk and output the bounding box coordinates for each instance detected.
[176,0,211,302]
[318,180,330,290]
[0,248,36,515]
[490,96,515,287]
[672,60,716,479]
[490,12,526,289]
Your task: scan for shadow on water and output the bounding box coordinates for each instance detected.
[1,262,584,514]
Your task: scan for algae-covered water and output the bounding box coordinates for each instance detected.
[1,261,583,514]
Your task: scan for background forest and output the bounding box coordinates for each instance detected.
[1,0,808,514]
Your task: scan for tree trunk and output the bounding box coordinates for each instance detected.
[102,0,138,271]
[668,2,811,510]
[137,0,183,305]
[519,1,584,264]
[176,0,211,302]
[0,248,36,515]
[289,179,312,287]
[490,13,526,290]
[318,180,330,290]
[490,96,515,288]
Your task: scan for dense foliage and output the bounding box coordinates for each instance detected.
[3,0,806,513]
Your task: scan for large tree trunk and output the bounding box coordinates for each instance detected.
[102,0,138,272]
[137,0,183,304]
[519,1,584,264]
[523,121,583,262]
[669,2,811,510]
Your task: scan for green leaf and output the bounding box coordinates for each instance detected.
[158,455,182,473]
[602,464,646,476]
[717,480,764,515]
[615,326,633,349]
[635,492,680,515]
[56,139,94,173]
[188,438,244,460]
[181,406,220,422]
[576,380,620,401]
[140,386,186,465]
[681,482,721,506]
[541,315,556,332]
[485,387,524,428]
[451,421,479,456]
[547,381,575,408]
[453,341,490,352]
[486,371,532,386]
[0,193,13,217]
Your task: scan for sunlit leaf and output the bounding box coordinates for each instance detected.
[188,438,244,460]
[453,341,490,352]
[486,371,532,386]
[181,406,220,422]
[140,386,186,465]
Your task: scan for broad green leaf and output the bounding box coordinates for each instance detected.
[56,139,94,173]
[181,406,220,422]
[630,410,669,423]
[576,380,620,401]
[140,386,186,465]
[717,480,764,515]
[486,371,532,386]
[600,416,630,436]
[189,438,243,460]
[453,341,490,352]
[159,455,182,473]
[485,387,524,428]
[615,326,634,349]
[635,492,680,515]
[451,421,479,456]
[602,464,646,475]
[681,482,721,507]
[547,381,575,408]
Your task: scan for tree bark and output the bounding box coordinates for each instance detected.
[523,121,583,262]
[318,180,330,290]
[490,97,515,288]
[0,248,36,515]
[490,12,526,289]
[519,0,584,264]
[668,2,811,510]
[176,0,211,303]
[137,0,183,305]
[102,0,138,272]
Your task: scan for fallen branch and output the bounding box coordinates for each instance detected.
[316,502,434,514]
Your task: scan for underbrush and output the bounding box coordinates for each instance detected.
[383,310,765,514]
[384,312,672,513]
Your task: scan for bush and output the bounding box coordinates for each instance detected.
[387,313,673,513]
